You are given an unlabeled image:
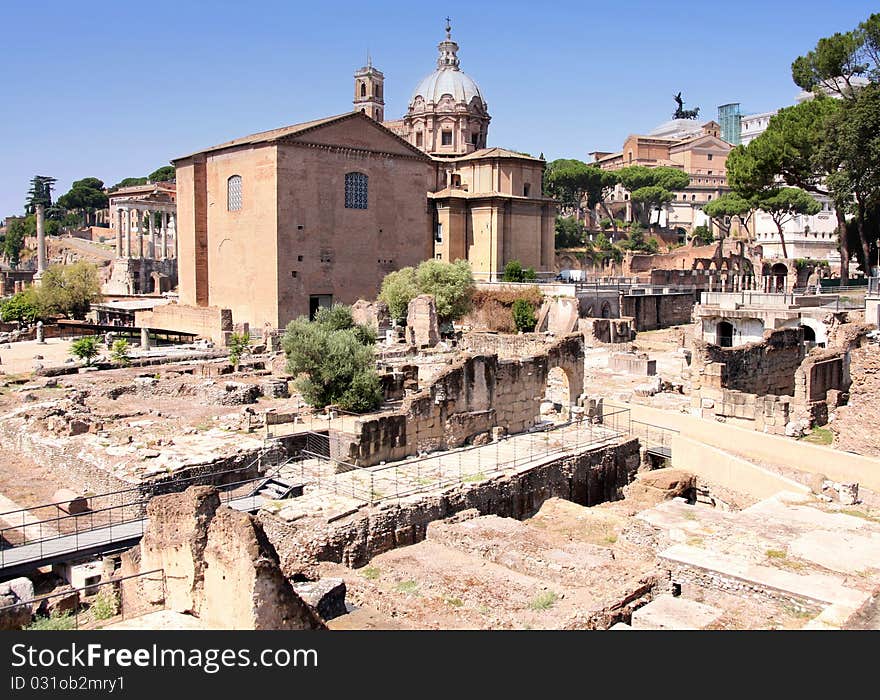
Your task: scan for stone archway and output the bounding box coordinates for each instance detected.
[771,263,788,292]
[716,320,734,347]
[540,367,571,423]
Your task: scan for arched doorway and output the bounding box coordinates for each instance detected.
[771,263,788,292]
[540,367,571,424]
[716,321,734,347]
[600,301,612,319]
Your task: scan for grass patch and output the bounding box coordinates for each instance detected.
[784,604,814,620]
[395,580,419,594]
[682,510,698,521]
[444,596,464,608]
[766,549,787,559]
[839,509,880,524]
[800,427,833,446]
[687,537,705,547]
[28,611,76,631]
[462,471,487,484]
[360,566,380,581]
[528,591,558,611]
[766,549,806,571]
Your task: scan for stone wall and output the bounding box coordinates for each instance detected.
[135,486,324,629]
[692,328,804,396]
[332,334,586,466]
[259,438,641,574]
[609,353,656,376]
[135,303,233,346]
[459,332,555,359]
[621,292,697,331]
[578,318,635,345]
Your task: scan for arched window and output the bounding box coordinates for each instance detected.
[360,82,366,97]
[345,172,368,209]
[227,175,242,211]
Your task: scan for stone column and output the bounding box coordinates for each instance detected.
[35,203,47,279]
[124,208,131,258]
[170,213,177,258]
[137,211,145,259]
[140,327,151,350]
[160,212,168,260]
[116,209,123,258]
[148,211,155,259]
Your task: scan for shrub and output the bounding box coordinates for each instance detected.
[379,259,474,324]
[228,331,251,368]
[599,218,612,230]
[70,336,100,366]
[90,589,119,621]
[0,289,39,324]
[511,299,537,333]
[28,610,76,631]
[503,259,525,282]
[110,339,131,367]
[282,304,381,412]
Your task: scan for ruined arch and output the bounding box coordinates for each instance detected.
[770,262,788,292]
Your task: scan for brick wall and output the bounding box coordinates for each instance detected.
[621,292,697,331]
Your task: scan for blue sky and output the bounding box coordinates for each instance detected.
[0,0,872,217]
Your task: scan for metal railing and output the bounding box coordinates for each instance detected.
[286,409,632,505]
[0,568,166,631]
[0,449,288,569]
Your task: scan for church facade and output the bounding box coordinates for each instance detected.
[170,24,553,332]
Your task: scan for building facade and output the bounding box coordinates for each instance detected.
[173,112,435,329]
[591,121,732,240]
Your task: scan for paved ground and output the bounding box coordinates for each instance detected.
[0,338,78,375]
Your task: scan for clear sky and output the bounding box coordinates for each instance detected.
[0,0,872,217]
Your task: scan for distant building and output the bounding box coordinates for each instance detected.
[717,103,743,145]
[590,121,732,240]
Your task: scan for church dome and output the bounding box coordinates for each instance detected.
[411,67,484,106]
[409,25,486,109]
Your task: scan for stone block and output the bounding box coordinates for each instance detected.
[630,595,721,630]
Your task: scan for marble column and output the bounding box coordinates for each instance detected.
[170,213,177,259]
[116,209,123,257]
[124,208,131,258]
[35,203,47,275]
[148,211,155,259]
[138,211,145,258]
[160,212,168,260]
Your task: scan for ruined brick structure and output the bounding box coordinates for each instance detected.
[331,334,586,466]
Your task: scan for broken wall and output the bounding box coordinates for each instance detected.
[333,334,586,467]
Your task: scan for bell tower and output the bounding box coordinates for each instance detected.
[353,56,385,122]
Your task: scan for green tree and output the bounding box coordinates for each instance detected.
[544,159,618,226]
[148,166,176,183]
[511,299,537,333]
[25,176,57,215]
[378,266,419,322]
[756,188,822,259]
[702,193,754,239]
[691,225,715,246]
[0,289,39,324]
[617,166,689,226]
[109,177,148,192]
[2,218,27,268]
[70,336,100,366]
[282,305,381,412]
[554,216,586,248]
[33,262,102,319]
[413,259,474,323]
[821,82,880,272]
[57,178,108,228]
[792,13,880,97]
[110,339,131,367]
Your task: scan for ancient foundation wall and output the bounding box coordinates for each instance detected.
[135,304,232,345]
[333,334,586,466]
[259,438,641,574]
[692,328,804,396]
[579,318,635,345]
[621,292,696,331]
[459,332,553,359]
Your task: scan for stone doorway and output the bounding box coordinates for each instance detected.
[540,367,571,424]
